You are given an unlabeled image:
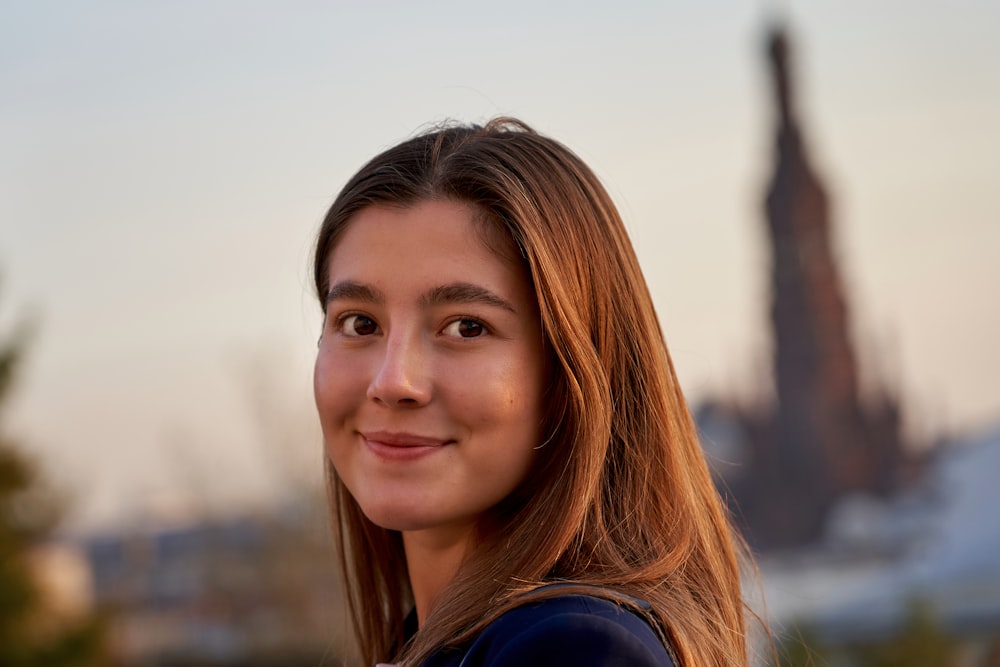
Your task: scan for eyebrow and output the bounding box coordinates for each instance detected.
[422,283,517,313]
[325,280,516,313]
[325,281,385,307]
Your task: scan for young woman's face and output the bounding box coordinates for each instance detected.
[314,199,547,543]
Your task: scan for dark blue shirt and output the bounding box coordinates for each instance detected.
[420,595,677,667]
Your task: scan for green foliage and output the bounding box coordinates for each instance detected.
[774,625,827,666]
[775,601,961,667]
[0,292,109,666]
[852,603,959,667]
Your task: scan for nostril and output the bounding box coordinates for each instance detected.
[367,345,431,406]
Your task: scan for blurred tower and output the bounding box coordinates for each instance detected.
[707,26,910,550]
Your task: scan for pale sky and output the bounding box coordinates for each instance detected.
[3,1,998,530]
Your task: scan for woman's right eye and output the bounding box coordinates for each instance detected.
[337,314,379,337]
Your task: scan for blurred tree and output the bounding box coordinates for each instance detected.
[773,626,824,666]
[0,286,108,666]
[775,602,962,667]
[852,603,959,667]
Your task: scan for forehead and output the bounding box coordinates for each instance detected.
[325,199,531,298]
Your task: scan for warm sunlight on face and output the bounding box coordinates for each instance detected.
[313,199,547,543]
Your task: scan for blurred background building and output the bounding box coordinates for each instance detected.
[696,25,1000,667]
[80,507,348,665]
[700,27,911,553]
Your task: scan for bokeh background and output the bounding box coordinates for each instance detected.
[2,1,998,665]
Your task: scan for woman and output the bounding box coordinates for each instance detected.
[313,118,749,666]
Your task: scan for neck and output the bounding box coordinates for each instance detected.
[403,525,476,627]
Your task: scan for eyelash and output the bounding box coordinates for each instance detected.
[331,313,489,339]
[330,313,379,338]
[442,317,488,339]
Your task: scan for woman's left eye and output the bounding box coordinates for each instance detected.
[442,319,486,339]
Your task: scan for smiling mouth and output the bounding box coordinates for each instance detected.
[361,431,451,461]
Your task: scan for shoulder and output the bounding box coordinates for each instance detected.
[424,595,676,667]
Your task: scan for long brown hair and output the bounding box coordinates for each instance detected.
[314,118,749,666]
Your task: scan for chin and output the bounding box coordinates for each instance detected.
[358,503,427,532]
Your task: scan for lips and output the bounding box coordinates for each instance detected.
[361,431,450,461]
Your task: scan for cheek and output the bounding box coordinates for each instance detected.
[313,347,365,426]
[312,349,334,413]
[456,355,537,417]
[483,355,547,444]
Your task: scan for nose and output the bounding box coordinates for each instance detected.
[367,333,432,407]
